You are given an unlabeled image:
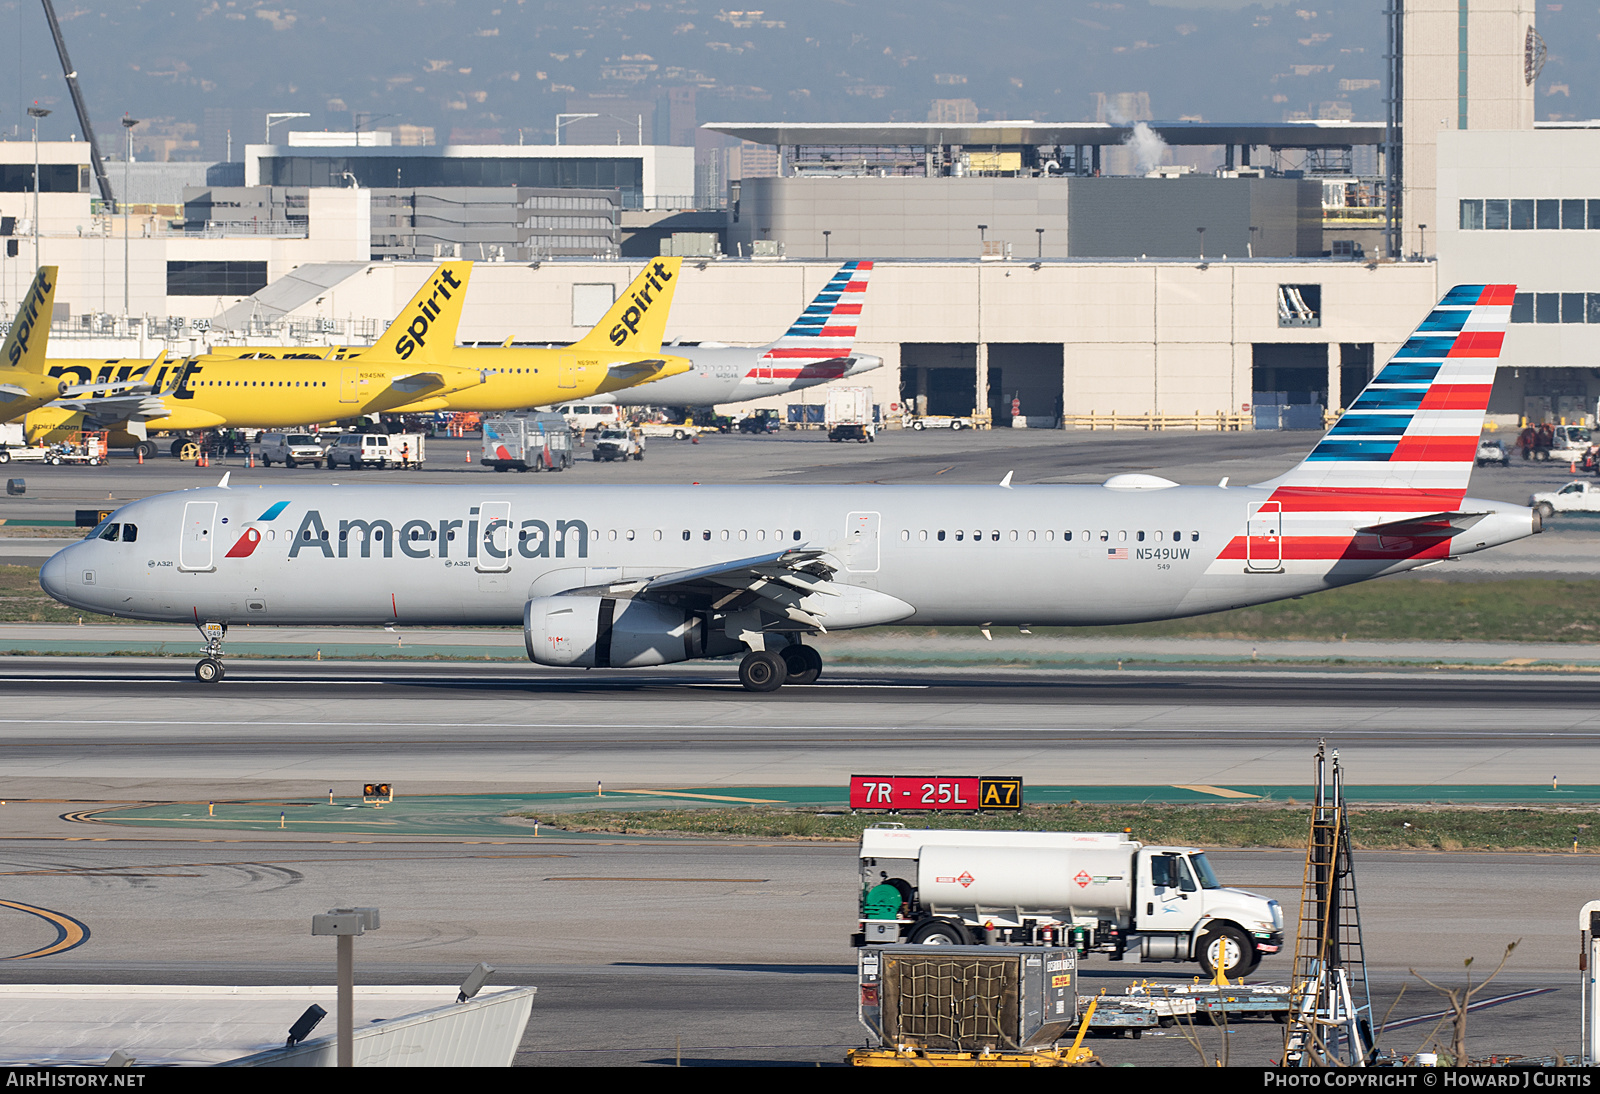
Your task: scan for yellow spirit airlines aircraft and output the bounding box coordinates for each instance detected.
[29,258,690,455]
[0,267,143,424]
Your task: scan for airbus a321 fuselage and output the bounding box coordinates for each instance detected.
[42,285,1537,691]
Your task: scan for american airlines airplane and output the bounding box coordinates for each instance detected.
[41,285,1535,691]
[587,260,883,407]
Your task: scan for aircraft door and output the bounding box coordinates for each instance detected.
[339,366,359,403]
[179,501,217,572]
[755,352,775,385]
[1245,500,1283,573]
[843,511,880,573]
[558,353,577,389]
[477,501,512,573]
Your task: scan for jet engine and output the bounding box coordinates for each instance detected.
[523,595,741,668]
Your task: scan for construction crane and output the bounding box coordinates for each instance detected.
[38,0,117,207]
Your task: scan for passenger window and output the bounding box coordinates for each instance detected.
[900,530,909,541]
[1137,531,1145,542]
[627,530,636,541]
[1173,530,1181,541]
[918,530,927,542]
[721,530,729,541]
[1063,531,1071,541]
[740,530,748,541]
[1118,531,1127,542]
[1099,530,1109,542]
[991,530,1000,541]
[682,530,690,541]
[793,530,801,541]
[608,530,617,541]
[702,530,711,540]
[757,529,766,541]
[938,530,946,541]
[1156,531,1164,542]
[955,530,964,541]
[1191,531,1200,542]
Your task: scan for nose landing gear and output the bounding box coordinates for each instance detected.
[194,620,227,684]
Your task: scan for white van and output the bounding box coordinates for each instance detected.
[549,403,627,433]
[327,432,426,470]
[253,432,327,469]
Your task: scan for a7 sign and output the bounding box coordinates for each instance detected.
[849,775,1023,812]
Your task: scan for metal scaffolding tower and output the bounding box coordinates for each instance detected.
[1284,743,1374,1066]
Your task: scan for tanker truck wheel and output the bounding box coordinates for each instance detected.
[1197,924,1258,979]
[909,919,971,945]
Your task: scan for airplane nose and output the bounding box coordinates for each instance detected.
[39,548,68,600]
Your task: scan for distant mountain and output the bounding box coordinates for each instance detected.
[1,2,1592,160]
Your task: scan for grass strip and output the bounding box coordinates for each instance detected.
[516,803,1600,853]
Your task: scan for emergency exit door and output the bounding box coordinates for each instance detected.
[339,366,360,403]
[844,511,880,573]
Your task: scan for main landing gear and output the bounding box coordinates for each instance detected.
[737,643,823,692]
[194,620,226,684]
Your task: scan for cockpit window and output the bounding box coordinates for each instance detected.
[122,524,138,543]
[98,523,120,542]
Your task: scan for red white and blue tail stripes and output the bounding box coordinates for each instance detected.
[1214,285,1516,572]
[1279,284,1513,497]
[759,261,873,371]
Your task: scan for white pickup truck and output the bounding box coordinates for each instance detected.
[1531,480,1600,518]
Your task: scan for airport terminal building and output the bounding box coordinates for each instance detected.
[0,0,1590,429]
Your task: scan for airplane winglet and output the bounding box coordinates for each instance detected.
[217,472,231,489]
[999,471,1013,489]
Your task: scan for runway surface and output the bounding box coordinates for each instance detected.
[0,657,1590,798]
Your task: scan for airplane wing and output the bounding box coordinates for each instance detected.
[566,547,842,629]
[390,368,486,396]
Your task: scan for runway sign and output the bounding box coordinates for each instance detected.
[850,775,1023,812]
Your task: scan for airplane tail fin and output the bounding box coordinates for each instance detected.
[1265,284,1515,505]
[1,266,58,375]
[763,260,873,361]
[571,257,683,353]
[372,261,473,365]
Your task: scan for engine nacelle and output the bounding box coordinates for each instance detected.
[524,595,738,668]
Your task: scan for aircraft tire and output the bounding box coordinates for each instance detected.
[781,644,822,685]
[738,650,787,692]
[194,657,224,684]
[135,441,158,462]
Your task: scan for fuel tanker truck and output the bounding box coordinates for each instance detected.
[852,828,1284,979]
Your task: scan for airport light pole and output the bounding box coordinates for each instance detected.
[1036,227,1044,258]
[1197,226,1206,260]
[822,229,830,259]
[265,112,310,145]
[28,106,49,267]
[555,114,599,146]
[121,116,138,317]
[311,906,379,1067]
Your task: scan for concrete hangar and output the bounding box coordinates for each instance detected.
[0,0,1589,429]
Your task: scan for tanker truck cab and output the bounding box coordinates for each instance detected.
[854,828,1284,980]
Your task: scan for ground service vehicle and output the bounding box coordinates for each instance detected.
[253,433,327,469]
[41,285,1543,692]
[853,828,1284,978]
[1530,480,1600,518]
[1476,438,1510,467]
[592,428,644,462]
[328,433,425,470]
[481,414,572,472]
[904,414,972,431]
[738,409,782,434]
[549,404,627,434]
[826,386,876,443]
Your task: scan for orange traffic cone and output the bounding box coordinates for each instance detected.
[248,452,254,468]
[137,448,143,465]
[465,449,471,463]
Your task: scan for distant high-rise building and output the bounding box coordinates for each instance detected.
[928,99,979,125]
